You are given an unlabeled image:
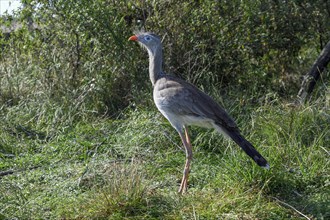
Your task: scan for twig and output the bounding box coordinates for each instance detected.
[0,165,40,178]
[0,169,14,177]
[270,196,311,220]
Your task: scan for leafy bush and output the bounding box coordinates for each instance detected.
[1,0,329,114]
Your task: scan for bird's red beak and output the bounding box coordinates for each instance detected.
[128,35,138,41]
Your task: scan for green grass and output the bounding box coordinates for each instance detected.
[0,91,329,219]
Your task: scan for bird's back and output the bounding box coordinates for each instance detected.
[153,75,239,133]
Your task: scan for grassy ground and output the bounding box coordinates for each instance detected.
[0,89,329,219]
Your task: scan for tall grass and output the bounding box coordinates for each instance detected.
[0,80,328,218]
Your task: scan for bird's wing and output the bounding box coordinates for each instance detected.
[155,76,238,130]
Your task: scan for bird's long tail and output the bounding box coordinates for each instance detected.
[229,131,269,168]
[216,125,269,168]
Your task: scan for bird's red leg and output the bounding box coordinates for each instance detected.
[185,127,192,146]
[178,127,193,194]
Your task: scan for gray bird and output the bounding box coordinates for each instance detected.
[129,32,269,193]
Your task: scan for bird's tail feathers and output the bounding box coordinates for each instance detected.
[214,125,269,168]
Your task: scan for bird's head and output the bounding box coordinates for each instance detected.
[128,32,162,55]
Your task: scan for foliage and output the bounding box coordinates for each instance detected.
[0,0,329,219]
[1,0,329,114]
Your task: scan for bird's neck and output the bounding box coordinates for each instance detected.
[148,46,164,86]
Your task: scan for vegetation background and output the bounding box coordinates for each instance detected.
[0,0,329,219]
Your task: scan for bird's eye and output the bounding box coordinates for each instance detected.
[144,36,151,41]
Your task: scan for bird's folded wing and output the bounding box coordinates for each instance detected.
[157,76,238,130]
